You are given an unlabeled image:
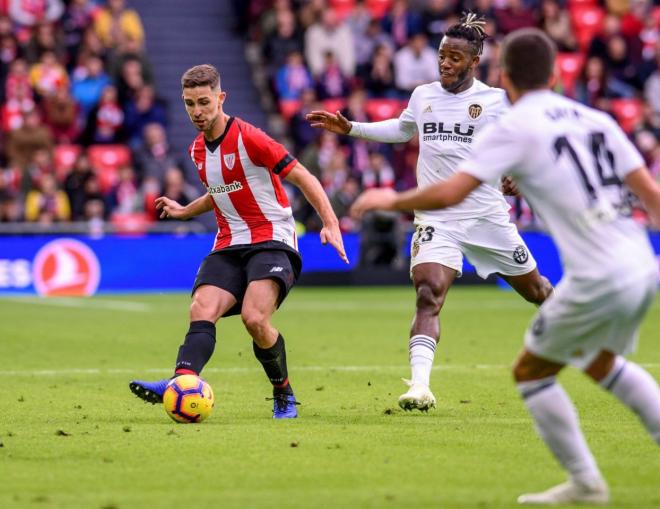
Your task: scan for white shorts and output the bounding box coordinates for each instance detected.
[409,217,537,278]
[525,272,657,369]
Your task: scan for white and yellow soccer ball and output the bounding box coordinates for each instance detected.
[162,375,214,423]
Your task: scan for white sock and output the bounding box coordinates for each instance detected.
[600,356,660,444]
[518,377,602,484]
[409,334,436,387]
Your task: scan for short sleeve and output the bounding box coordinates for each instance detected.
[602,116,645,178]
[241,122,298,178]
[398,86,419,127]
[460,118,527,184]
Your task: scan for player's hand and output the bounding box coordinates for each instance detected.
[306,110,352,135]
[350,188,399,219]
[320,222,349,264]
[155,196,187,219]
[501,176,520,197]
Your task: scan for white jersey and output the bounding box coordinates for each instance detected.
[462,90,656,283]
[401,79,511,223]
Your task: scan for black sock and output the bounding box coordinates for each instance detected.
[175,321,216,375]
[253,333,293,395]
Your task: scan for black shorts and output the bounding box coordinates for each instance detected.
[192,241,302,317]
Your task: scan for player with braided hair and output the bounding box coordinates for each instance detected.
[307,13,553,412]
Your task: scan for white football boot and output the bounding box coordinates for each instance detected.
[398,378,436,412]
[517,478,609,505]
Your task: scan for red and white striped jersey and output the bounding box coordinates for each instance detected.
[189,117,298,251]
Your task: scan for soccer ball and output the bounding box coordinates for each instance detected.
[162,375,214,423]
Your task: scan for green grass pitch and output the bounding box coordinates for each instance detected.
[1,287,659,509]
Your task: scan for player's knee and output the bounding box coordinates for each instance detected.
[241,309,269,338]
[415,283,445,315]
[190,295,221,322]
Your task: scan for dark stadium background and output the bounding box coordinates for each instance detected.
[0,0,658,294]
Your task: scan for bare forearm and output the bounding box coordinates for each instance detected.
[183,193,214,218]
[392,183,459,211]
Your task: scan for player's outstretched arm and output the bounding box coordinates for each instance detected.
[284,162,349,264]
[625,166,660,228]
[155,193,214,220]
[306,110,416,144]
[351,172,482,218]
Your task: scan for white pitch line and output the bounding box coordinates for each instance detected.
[5,363,660,377]
[2,297,152,312]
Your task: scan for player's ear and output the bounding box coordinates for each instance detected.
[218,90,226,106]
[548,65,559,89]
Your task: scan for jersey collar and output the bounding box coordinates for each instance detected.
[204,116,235,152]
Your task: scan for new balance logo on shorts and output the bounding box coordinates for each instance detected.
[269,266,284,273]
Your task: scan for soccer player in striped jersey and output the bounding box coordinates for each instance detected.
[352,28,660,505]
[130,64,347,419]
[307,13,553,412]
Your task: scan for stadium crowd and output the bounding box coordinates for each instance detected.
[0,0,198,231]
[0,0,658,236]
[239,0,659,232]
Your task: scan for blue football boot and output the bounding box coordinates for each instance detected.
[269,393,299,419]
[129,378,170,404]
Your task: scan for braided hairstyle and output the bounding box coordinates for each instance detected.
[444,12,488,56]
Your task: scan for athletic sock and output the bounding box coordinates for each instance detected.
[409,334,436,387]
[253,333,293,396]
[517,377,603,484]
[600,356,660,443]
[174,320,216,375]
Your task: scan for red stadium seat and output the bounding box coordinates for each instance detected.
[610,98,643,134]
[365,98,405,122]
[366,0,391,19]
[322,98,347,114]
[53,144,83,181]
[278,99,301,121]
[570,6,605,51]
[567,0,597,7]
[556,52,585,98]
[110,212,151,235]
[329,0,355,21]
[87,144,132,192]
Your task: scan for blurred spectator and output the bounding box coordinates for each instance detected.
[275,50,313,99]
[115,56,149,104]
[604,34,643,90]
[9,0,64,29]
[0,189,23,222]
[354,19,395,78]
[1,80,34,132]
[329,176,360,232]
[61,0,97,66]
[107,35,154,85]
[41,85,80,142]
[24,172,70,223]
[0,34,20,100]
[159,167,198,211]
[362,151,395,189]
[494,0,536,36]
[64,152,95,220]
[133,122,178,182]
[645,46,660,119]
[421,0,456,49]
[81,84,124,145]
[94,0,144,50]
[342,88,372,173]
[262,8,303,75]
[394,32,438,94]
[316,51,350,100]
[574,56,636,107]
[346,0,372,44]
[28,50,68,98]
[588,14,624,62]
[123,85,167,147]
[539,0,576,52]
[84,197,105,235]
[71,54,111,114]
[24,22,66,63]
[381,0,423,48]
[6,109,53,169]
[288,87,322,152]
[364,44,397,97]
[321,147,350,195]
[305,9,355,77]
[107,164,141,214]
[5,58,31,100]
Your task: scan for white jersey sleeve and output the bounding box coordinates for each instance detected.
[601,115,645,178]
[348,87,419,143]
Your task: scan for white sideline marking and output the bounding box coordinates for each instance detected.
[6,364,660,377]
[2,297,151,312]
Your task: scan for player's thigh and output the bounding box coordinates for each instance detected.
[244,249,299,311]
[461,218,537,279]
[410,221,464,277]
[524,276,656,370]
[191,251,245,318]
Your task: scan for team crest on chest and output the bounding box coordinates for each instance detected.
[223,153,236,170]
[468,103,483,119]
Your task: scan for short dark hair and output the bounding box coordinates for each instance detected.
[444,12,488,56]
[181,64,220,90]
[501,28,556,91]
